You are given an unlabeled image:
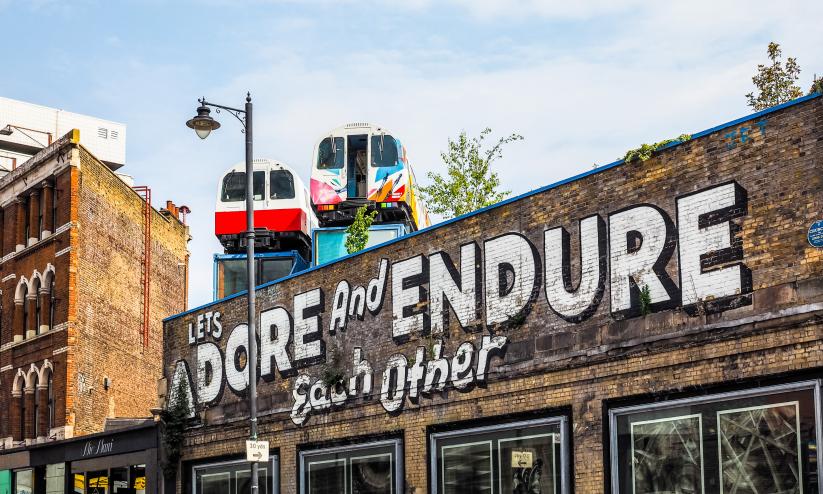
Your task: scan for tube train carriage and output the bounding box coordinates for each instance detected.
[215,159,316,259]
[310,123,431,230]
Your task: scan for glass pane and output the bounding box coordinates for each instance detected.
[631,415,702,494]
[252,171,265,201]
[499,434,557,494]
[74,474,85,494]
[221,172,264,202]
[260,258,294,284]
[14,469,32,494]
[222,172,247,202]
[221,259,247,297]
[270,170,296,199]
[370,135,398,167]
[129,465,146,494]
[718,402,801,494]
[199,472,229,494]
[308,459,346,494]
[46,464,65,494]
[236,468,268,494]
[318,137,345,169]
[110,467,128,493]
[351,454,392,494]
[441,442,492,494]
[86,470,108,494]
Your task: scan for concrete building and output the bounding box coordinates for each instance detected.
[0,127,190,492]
[0,96,126,174]
[163,93,823,493]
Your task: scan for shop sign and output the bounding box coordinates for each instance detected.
[809,220,823,247]
[512,451,533,468]
[246,440,270,462]
[171,182,754,426]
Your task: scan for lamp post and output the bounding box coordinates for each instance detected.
[186,93,260,493]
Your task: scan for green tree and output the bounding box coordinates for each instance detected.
[746,42,803,111]
[345,205,378,254]
[810,74,823,95]
[161,376,192,479]
[420,128,522,219]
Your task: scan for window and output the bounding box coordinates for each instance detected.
[221,171,265,202]
[47,372,54,432]
[430,417,568,494]
[609,381,822,494]
[49,279,55,330]
[370,135,398,167]
[270,170,296,200]
[317,137,345,169]
[19,390,26,441]
[20,284,28,338]
[300,439,402,494]
[86,470,108,493]
[14,469,32,494]
[38,192,44,238]
[193,458,277,494]
[33,279,41,335]
[218,257,295,298]
[33,374,40,438]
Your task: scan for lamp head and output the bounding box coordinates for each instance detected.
[186,104,220,139]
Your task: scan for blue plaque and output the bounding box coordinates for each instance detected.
[809,220,823,248]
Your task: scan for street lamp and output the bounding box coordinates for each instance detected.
[186,93,261,493]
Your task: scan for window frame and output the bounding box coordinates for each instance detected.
[191,456,279,494]
[429,415,570,494]
[608,379,823,494]
[298,437,403,494]
[317,137,345,170]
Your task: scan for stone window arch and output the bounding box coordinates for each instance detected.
[37,360,54,436]
[14,276,29,342]
[41,264,56,331]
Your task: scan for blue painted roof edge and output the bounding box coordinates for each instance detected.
[165,92,822,322]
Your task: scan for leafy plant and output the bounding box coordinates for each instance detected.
[161,376,192,479]
[746,42,803,111]
[345,205,378,254]
[321,345,345,386]
[810,74,823,95]
[639,285,652,317]
[623,135,692,163]
[420,128,522,219]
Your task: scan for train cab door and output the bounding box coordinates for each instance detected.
[347,134,368,198]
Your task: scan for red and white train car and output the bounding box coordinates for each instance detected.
[215,158,315,257]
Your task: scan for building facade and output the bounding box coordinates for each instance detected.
[0,130,190,491]
[163,94,823,494]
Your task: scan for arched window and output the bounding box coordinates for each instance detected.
[47,372,54,432]
[32,278,41,335]
[33,373,40,438]
[50,279,55,330]
[20,284,28,338]
[19,386,26,440]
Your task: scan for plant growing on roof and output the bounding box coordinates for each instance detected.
[746,42,803,111]
[623,135,692,163]
[639,284,652,317]
[345,205,378,254]
[420,128,522,219]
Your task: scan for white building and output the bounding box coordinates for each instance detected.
[0,96,126,175]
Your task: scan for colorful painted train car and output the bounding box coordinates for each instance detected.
[310,123,431,230]
[215,158,316,258]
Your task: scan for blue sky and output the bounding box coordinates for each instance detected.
[1,0,821,306]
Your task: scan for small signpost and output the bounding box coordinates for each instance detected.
[512,451,534,469]
[809,220,823,248]
[246,440,270,463]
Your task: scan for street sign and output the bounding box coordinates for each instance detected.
[246,440,270,462]
[809,220,823,248]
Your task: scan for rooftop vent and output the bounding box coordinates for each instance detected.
[345,122,371,129]
[98,127,108,139]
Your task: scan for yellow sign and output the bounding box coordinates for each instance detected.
[89,476,108,488]
[134,477,146,489]
[511,451,534,469]
[74,475,85,490]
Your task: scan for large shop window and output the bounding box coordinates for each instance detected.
[299,438,403,494]
[429,417,569,494]
[193,458,278,494]
[609,380,823,494]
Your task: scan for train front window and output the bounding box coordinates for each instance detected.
[318,137,345,169]
[270,170,295,199]
[371,135,398,167]
[221,171,265,202]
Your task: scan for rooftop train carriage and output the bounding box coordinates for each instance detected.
[310,123,431,230]
[215,159,316,258]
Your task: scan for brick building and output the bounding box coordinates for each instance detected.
[0,129,189,492]
[163,93,823,494]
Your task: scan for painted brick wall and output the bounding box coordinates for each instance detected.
[163,95,823,493]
